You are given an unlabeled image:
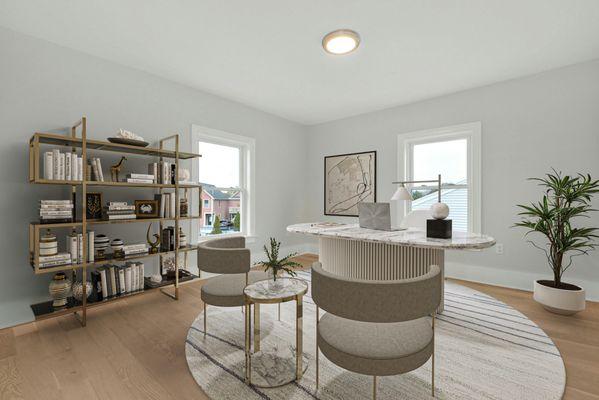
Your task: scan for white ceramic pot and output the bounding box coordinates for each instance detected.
[533,280,585,315]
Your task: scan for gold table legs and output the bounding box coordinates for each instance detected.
[244,297,304,386]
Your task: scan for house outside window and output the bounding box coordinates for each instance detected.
[397,122,481,233]
[192,125,255,240]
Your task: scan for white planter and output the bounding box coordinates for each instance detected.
[533,280,585,315]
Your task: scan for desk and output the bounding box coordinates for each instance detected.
[287,223,495,312]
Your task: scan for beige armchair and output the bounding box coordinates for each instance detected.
[311,262,442,399]
[198,237,269,337]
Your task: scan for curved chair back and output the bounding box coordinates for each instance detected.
[197,237,250,274]
[311,262,441,322]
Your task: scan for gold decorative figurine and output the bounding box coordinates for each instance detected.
[146,223,160,254]
[110,156,127,182]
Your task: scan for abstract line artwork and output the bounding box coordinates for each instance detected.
[324,151,376,216]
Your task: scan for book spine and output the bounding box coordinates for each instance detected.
[132,264,138,291]
[52,149,59,180]
[59,153,65,180]
[77,157,83,181]
[109,267,117,297]
[170,163,176,184]
[118,268,126,295]
[114,267,121,294]
[99,269,108,299]
[96,158,105,182]
[107,214,137,220]
[108,201,128,206]
[91,159,99,181]
[71,153,78,182]
[90,271,101,302]
[170,193,176,218]
[125,267,132,293]
[68,234,77,264]
[44,152,54,180]
[65,153,71,181]
[126,178,154,183]
[88,231,94,263]
[77,233,83,263]
[139,263,145,290]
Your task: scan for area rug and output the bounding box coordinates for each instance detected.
[185,270,566,399]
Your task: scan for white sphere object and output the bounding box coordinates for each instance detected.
[431,202,450,220]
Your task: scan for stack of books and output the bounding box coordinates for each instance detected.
[39,200,73,223]
[122,243,148,256]
[105,202,136,220]
[90,262,145,302]
[37,253,72,269]
[66,231,95,264]
[43,150,83,181]
[126,173,155,184]
[155,193,177,218]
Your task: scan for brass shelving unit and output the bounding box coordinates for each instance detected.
[28,117,203,326]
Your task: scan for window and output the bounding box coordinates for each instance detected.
[192,125,255,240]
[397,122,481,233]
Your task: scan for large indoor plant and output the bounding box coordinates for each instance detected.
[515,170,598,314]
[257,238,301,290]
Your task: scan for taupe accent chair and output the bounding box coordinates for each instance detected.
[311,262,442,399]
[198,237,269,336]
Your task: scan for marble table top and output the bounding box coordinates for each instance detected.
[287,222,495,250]
[244,278,308,303]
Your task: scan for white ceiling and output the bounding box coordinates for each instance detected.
[2,1,599,125]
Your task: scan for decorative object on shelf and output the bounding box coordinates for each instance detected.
[256,238,301,290]
[514,170,599,315]
[324,150,376,217]
[391,174,452,238]
[161,255,185,278]
[180,197,189,217]
[178,168,191,182]
[40,230,58,256]
[72,280,92,302]
[179,227,187,248]
[108,129,149,147]
[110,156,127,182]
[150,274,162,284]
[49,272,71,308]
[94,234,110,260]
[146,223,161,254]
[135,200,159,218]
[111,239,124,257]
[85,192,103,220]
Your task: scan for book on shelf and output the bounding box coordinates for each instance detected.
[99,269,108,299]
[125,266,132,293]
[90,271,102,302]
[126,178,154,184]
[77,156,83,180]
[108,201,128,207]
[127,173,154,180]
[44,152,53,180]
[148,163,158,183]
[118,268,126,295]
[67,232,77,263]
[109,266,117,297]
[77,233,83,263]
[107,214,136,220]
[170,163,176,184]
[65,153,71,181]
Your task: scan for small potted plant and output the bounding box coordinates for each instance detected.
[257,238,302,290]
[515,170,598,315]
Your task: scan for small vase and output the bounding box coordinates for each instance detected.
[72,281,92,302]
[267,270,284,290]
[49,272,71,308]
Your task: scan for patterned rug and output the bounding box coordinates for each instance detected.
[185,270,565,399]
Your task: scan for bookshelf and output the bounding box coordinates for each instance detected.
[28,117,203,326]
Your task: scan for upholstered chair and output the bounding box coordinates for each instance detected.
[198,237,269,337]
[311,262,442,399]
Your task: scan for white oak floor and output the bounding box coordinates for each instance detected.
[0,254,597,400]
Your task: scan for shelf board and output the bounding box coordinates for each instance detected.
[30,245,199,275]
[32,132,201,159]
[31,272,200,320]
[31,179,201,189]
[30,216,200,228]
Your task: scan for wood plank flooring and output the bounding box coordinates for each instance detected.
[0,253,597,400]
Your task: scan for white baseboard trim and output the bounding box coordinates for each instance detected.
[293,245,599,302]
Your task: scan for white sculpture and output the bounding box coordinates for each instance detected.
[116,129,145,142]
[430,202,450,220]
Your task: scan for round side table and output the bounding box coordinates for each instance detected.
[243,277,308,387]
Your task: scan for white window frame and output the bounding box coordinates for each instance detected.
[396,122,481,233]
[203,198,211,209]
[191,125,256,243]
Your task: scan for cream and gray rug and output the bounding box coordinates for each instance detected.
[186,270,565,399]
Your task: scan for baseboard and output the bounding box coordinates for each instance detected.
[294,245,599,302]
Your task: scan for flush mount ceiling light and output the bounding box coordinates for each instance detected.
[322,29,360,55]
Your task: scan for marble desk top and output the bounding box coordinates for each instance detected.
[287,222,495,250]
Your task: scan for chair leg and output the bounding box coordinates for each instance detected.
[432,311,436,398]
[373,376,377,400]
[203,303,207,338]
[316,306,319,391]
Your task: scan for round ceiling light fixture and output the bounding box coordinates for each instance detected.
[322,29,360,55]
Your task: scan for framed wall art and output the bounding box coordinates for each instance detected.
[324,150,376,217]
[85,192,103,221]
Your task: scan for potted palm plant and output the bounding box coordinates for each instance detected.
[257,238,302,290]
[515,170,598,315]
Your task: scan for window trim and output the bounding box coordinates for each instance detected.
[191,125,256,243]
[396,122,481,233]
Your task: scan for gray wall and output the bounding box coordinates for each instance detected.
[306,60,599,299]
[0,28,308,328]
